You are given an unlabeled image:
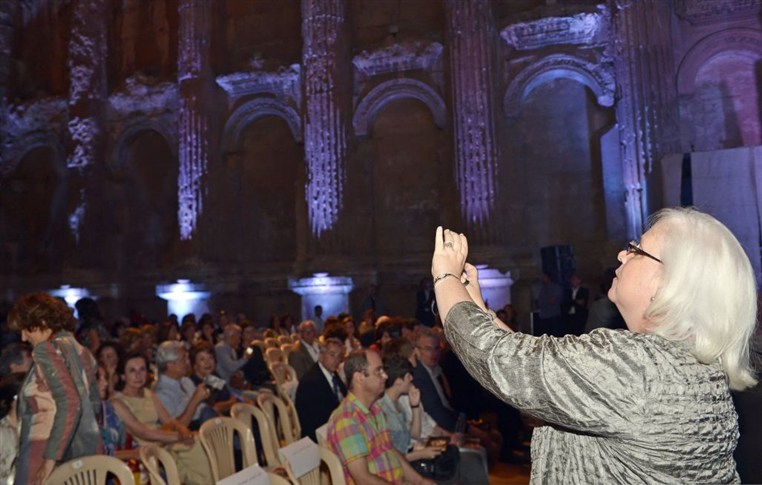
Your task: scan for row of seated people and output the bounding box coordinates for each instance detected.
[0,304,511,484]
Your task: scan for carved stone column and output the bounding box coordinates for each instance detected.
[445,0,500,241]
[611,0,679,238]
[66,0,107,263]
[301,0,349,242]
[177,0,212,241]
[0,0,16,154]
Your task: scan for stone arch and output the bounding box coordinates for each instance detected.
[2,131,66,178]
[504,54,615,118]
[111,118,177,172]
[677,28,762,95]
[353,78,447,137]
[222,97,302,152]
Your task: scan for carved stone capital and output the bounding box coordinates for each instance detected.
[216,63,301,108]
[352,41,443,78]
[501,5,610,50]
[673,0,762,25]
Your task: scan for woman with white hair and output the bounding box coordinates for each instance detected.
[431,207,757,483]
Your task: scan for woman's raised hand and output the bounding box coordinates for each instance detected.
[431,227,469,280]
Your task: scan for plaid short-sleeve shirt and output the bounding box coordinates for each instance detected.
[326,392,404,484]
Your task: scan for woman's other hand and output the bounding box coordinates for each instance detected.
[409,384,421,407]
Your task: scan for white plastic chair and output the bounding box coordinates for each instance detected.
[139,443,181,485]
[199,416,259,482]
[44,455,133,485]
[231,401,281,468]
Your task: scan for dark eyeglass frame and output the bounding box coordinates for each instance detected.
[626,241,662,264]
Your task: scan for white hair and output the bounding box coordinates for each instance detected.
[645,207,758,391]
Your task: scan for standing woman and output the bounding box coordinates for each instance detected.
[431,208,758,483]
[7,293,102,485]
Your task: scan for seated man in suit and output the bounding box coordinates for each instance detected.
[412,327,502,462]
[294,337,346,441]
[288,320,319,380]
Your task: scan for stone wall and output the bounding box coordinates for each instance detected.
[0,0,760,325]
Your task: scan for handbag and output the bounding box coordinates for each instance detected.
[410,444,460,481]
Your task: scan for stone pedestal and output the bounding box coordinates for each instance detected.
[289,273,354,321]
[156,279,211,321]
[475,265,514,312]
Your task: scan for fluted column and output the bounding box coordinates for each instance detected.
[612,0,679,239]
[66,0,107,256]
[0,0,16,154]
[301,0,348,240]
[445,0,500,240]
[177,0,212,241]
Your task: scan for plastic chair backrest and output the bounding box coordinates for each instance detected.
[231,402,281,467]
[44,455,134,485]
[198,416,258,482]
[139,443,181,485]
[258,392,299,445]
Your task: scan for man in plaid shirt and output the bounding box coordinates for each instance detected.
[326,349,435,485]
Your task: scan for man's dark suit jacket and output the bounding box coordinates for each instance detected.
[295,362,346,441]
[412,362,457,432]
[288,340,316,380]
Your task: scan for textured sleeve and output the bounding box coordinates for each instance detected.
[444,301,648,436]
[33,341,82,461]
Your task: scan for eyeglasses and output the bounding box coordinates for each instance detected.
[626,241,662,264]
[364,366,387,377]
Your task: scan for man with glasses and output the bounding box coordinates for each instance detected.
[326,349,434,485]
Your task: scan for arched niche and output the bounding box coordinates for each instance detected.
[676,28,762,150]
[360,97,447,259]
[353,78,447,137]
[111,118,177,173]
[0,143,68,273]
[504,54,615,118]
[501,76,612,257]
[110,128,179,271]
[222,97,302,152]
[219,115,303,270]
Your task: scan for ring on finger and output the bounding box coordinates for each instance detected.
[444,241,454,249]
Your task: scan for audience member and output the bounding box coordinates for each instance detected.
[313,305,325,332]
[97,366,126,457]
[215,324,248,382]
[111,352,212,485]
[326,349,434,485]
[295,337,346,441]
[377,355,442,462]
[584,267,626,332]
[0,372,24,484]
[8,292,102,484]
[269,314,289,337]
[154,341,212,430]
[0,342,32,376]
[563,273,589,335]
[536,272,563,336]
[189,342,241,415]
[289,320,320,380]
[74,296,109,354]
[415,277,436,327]
[96,340,122,398]
[342,316,363,354]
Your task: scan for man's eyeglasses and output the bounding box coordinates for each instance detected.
[626,241,662,264]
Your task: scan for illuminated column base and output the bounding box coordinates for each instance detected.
[475,265,514,311]
[288,273,354,321]
[156,280,211,321]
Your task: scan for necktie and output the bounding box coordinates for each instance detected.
[332,373,343,402]
[436,370,452,400]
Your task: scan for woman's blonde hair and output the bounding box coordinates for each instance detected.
[645,207,758,390]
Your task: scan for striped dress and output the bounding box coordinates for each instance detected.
[15,331,102,484]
